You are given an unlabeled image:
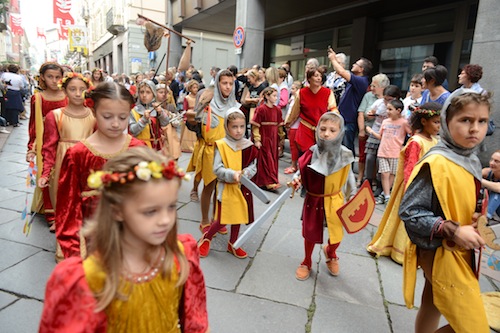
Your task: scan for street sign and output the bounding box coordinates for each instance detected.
[233,26,245,48]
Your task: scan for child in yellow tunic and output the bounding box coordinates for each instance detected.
[198,70,239,234]
[399,89,491,333]
[40,147,209,333]
[367,102,441,264]
[291,112,357,281]
[198,108,258,259]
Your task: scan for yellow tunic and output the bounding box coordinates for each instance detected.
[199,107,225,184]
[84,251,183,333]
[214,139,248,225]
[367,135,437,264]
[131,109,154,149]
[324,165,350,244]
[403,154,489,333]
[180,94,198,153]
[48,108,95,207]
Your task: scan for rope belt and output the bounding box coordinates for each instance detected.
[261,121,279,126]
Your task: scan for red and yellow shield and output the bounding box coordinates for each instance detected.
[337,180,375,234]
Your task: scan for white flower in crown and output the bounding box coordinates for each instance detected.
[135,161,152,181]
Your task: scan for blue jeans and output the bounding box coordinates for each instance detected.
[0,115,6,127]
[343,122,357,155]
[488,191,500,219]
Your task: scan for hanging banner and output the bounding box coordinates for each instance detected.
[10,13,23,36]
[68,26,88,55]
[53,0,74,40]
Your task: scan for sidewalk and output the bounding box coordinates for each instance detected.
[0,120,498,333]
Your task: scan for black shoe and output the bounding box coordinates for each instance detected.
[373,187,383,197]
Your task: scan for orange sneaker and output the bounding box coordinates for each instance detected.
[198,238,211,257]
[227,242,247,259]
[323,245,339,276]
[295,265,311,281]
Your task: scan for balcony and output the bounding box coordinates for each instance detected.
[106,8,125,35]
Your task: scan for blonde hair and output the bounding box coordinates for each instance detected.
[265,67,279,85]
[83,147,188,311]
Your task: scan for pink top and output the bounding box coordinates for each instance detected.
[377,117,411,158]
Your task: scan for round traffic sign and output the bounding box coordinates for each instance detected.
[233,26,245,48]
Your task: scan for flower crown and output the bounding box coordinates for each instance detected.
[87,160,190,190]
[57,72,92,90]
[413,107,440,118]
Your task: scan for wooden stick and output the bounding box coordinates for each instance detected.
[137,14,195,43]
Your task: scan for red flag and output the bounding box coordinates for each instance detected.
[37,27,46,39]
[53,0,74,40]
[10,0,20,12]
[10,13,23,36]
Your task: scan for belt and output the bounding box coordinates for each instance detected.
[261,121,278,126]
[306,190,340,198]
[300,119,316,131]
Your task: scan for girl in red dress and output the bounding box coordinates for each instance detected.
[38,73,95,234]
[40,147,209,332]
[27,62,68,228]
[56,82,145,261]
[251,87,285,191]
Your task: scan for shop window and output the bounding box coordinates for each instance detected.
[381,10,455,40]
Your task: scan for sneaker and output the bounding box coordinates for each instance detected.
[0,128,10,134]
[375,194,385,204]
[227,242,247,259]
[295,265,311,281]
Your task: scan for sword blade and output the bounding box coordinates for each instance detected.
[232,187,292,248]
[240,175,270,204]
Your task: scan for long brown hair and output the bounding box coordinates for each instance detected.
[83,147,188,311]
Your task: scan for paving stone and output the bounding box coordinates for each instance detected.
[0,160,28,176]
[199,251,249,291]
[0,192,28,212]
[311,295,390,333]
[0,251,56,301]
[238,251,316,308]
[0,207,23,225]
[260,224,312,260]
[338,225,374,257]
[315,252,383,309]
[0,298,43,333]
[0,291,17,310]
[387,303,418,333]
[0,218,56,252]
[0,239,40,272]
[0,174,26,188]
[206,288,307,333]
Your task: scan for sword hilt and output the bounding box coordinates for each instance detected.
[287,182,296,198]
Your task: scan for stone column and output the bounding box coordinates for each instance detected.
[235,0,265,69]
[470,0,500,164]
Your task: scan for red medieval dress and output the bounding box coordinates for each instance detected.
[39,234,209,333]
[28,92,68,219]
[251,103,284,188]
[294,87,336,151]
[56,136,145,259]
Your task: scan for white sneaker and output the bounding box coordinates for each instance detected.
[0,128,10,134]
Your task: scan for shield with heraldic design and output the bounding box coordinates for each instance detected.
[337,180,375,234]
